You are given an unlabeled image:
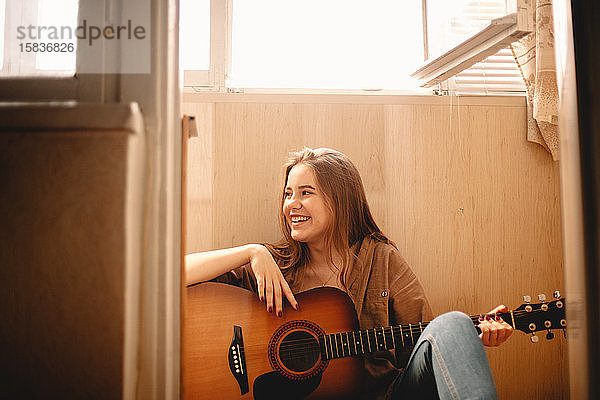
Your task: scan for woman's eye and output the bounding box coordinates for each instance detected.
[284,192,292,198]
[302,190,312,196]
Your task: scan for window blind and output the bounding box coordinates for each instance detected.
[444,1,525,94]
[451,47,525,94]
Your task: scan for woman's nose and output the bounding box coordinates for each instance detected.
[287,196,301,209]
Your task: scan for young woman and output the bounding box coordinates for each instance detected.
[186,147,513,400]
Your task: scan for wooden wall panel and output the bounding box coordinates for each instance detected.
[466,105,565,399]
[183,98,567,399]
[181,102,214,252]
[384,103,566,399]
[210,103,386,249]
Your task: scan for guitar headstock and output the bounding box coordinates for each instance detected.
[511,291,566,342]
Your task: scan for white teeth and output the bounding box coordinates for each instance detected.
[291,216,310,223]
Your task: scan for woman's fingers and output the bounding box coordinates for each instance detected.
[488,304,509,314]
[256,275,265,302]
[256,273,298,317]
[479,311,514,346]
[264,277,274,313]
[273,275,298,316]
[273,280,283,317]
[494,325,507,343]
[488,305,513,346]
[493,315,510,344]
[487,319,499,344]
[249,246,298,317]
[282,280,298,310]
[478,317,490,344]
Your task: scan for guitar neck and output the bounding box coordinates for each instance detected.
[320,312,512,360]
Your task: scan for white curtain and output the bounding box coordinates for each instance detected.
[511,0,559,160]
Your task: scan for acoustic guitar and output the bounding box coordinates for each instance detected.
[183,282,566,400]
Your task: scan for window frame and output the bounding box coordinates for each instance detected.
[183,0,434,94]
[182,0,530,95]
[0,0,114,102]
[182,0,230,89]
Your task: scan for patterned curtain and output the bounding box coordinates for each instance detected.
[511,0,559,160]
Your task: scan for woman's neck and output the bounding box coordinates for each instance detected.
[300,243,343,291]
[307,242,343,269]
[308,246,325,264]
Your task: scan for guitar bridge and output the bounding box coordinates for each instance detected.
[228,325,249,395]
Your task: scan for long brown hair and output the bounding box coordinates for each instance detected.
[265,147,389,289]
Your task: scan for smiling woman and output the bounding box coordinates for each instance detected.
[184,147,513,400]
[268,148,389,293]
[284,164,332,248]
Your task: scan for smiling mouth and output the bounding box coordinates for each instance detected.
[290,216,310,224]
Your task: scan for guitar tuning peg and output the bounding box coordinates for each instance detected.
[546,331,555,340]
[523,295,531,303]
[553,290,561,299]
[530,333,539,343]
[538,294,547,301]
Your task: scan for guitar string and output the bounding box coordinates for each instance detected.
[231,307,567,366]
[243,322,561,363]
[234,307,565,354]
[244,333,563,364]
[255,307,565,351]
[250,311,565,363]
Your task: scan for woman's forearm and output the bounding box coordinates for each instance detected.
[184,244,264,285]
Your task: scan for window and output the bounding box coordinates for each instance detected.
[180,0,527,93]
[451,48,525,94]
[412,0,530,93]
[35,0,78,73]
[228,0,423,90]
[0,0,5,69]
[0,0,78,76]
[426,0,509,57]
[0,0,151,101]
[181,0,426,92]
[179,0,211,86]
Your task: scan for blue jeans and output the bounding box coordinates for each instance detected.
[391,311,498,400]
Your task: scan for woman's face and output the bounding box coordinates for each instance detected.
[283,164,332,249]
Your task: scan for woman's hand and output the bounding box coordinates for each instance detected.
[478,304,513,347]
[249,245,298,317]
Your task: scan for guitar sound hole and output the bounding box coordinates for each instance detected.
[278,330,320,373]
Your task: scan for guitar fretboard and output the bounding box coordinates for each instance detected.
[320,323,430,360]
[319,313,511,360]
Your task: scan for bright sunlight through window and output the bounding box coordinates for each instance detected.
[0,0,77,76]
[36,0,78,72]
[426,0,509,57]
[0,0,5,69]
[228,0,424,90]
[179,0,210,71]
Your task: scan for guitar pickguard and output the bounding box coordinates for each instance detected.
[253,371,322,400]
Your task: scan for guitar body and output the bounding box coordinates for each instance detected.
[183,282,364,400]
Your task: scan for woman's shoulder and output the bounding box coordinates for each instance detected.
[362,236,411,271]
[362,235,399,256]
